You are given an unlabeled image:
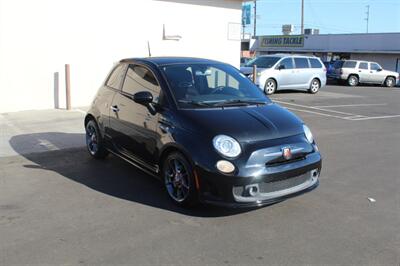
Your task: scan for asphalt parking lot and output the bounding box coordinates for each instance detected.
[1,85,399,265]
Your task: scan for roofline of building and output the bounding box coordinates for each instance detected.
[255,48,400,54]
[257,32,400,38]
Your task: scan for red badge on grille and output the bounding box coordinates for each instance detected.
[282,147,292,160]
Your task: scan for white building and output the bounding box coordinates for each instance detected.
[253,33,400,73]
[0,0,243,113]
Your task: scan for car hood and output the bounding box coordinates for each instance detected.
[178,103,304,143]
[383,69,399,76]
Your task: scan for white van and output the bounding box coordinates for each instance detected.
[241,54,327,95]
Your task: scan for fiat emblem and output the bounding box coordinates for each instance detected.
[282,147,292,160]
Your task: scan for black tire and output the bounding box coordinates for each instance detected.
[347,75,359,86]
[385,76,396,87]
[162,152,198,207]
[308,78,320,94]
[264,79,277,95]
[85,120,109,159]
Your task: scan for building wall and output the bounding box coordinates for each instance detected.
[0,0,242,113]
[350,53,400,72]
[254,33,400,54]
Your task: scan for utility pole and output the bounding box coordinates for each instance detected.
[301,0,304,34]
[253,0,257,38]
[365,5,370,33]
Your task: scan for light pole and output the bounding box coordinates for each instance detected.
[253,0,257,37]
[301,0,304,34]
[365,5,370,33]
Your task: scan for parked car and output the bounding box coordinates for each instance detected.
[240,54,327,95]
[85,57,322,208]
[332,60,399,87]
[323,61,336,79]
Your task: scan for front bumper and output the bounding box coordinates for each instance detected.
[196,151,322,208]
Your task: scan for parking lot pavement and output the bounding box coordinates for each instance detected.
[1,85,399,265]
[0,108,86,157]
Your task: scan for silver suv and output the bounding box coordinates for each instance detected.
[240,54,327,95]
[332,60,399,87]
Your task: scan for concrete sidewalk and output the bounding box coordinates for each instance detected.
[0,108,87,157]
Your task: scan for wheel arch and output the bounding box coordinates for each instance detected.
[84,113,96,127]
[158,143,195,174]
[385,75,396,81]
[348,73,359,79]
[310,76,321,85]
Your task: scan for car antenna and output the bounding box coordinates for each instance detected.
[147,41,152,57]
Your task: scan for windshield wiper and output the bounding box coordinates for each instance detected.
[178,100,214,107]
[212,99,267,107]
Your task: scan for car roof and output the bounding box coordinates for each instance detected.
[258,54,316,58]
[120,57,225,66]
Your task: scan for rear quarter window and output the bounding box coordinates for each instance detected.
[106,64,125,89]
[294,58,310,69]
[343,61,357,68]
[309,58,323,68]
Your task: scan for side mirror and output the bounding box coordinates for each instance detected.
[377,68,383,72]
[133,91,153,105]
[278,65,285,70]
[133,91,157,115]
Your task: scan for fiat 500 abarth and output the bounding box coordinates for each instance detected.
[85,57,322,207]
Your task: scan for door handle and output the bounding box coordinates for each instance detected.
[159,124,170,133]
[158,118,174,133]
[358,70,362,72]
[110,105,120,112]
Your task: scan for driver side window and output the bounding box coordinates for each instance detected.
[370,63,381,71]
[206,67,239,89]
[122,64,162,104]
[277,58,294,70]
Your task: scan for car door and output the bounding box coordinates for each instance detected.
[368,62,386,84]
[293,57,312,88]
[109,63,162,169]
[95,63,126,139]
[357,62,369,83]
[275,57,296,88]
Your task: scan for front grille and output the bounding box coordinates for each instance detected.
[265,156,306,167]
[258,172,310,193]
[233,172,311,197]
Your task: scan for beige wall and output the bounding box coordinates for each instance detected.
[0,0,242,112]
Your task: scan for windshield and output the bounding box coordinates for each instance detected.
[162,63,270,108]
[245,57,280,68]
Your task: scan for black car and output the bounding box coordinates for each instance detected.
[85,57,321,207]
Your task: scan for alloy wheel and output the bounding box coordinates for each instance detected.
[310,80,320,93]
[265,80,276,94]
[164,158,190,202]
[348,76,358,86]
[86,124,98,155]
[386,78,394,87]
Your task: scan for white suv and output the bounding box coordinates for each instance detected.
[240,54,327,95]
[332,60,399,87]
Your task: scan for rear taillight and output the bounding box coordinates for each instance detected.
[340,69,343,75]
[323,67,327,72]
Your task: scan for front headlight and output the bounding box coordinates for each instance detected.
[303,125,314,143]
[213,135,241,158]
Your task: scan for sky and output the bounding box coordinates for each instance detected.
[243,0,400,36]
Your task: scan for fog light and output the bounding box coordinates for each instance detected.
[216,160,235,173]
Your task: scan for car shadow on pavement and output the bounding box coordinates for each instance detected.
[274,89,309,94]
[9,132,260,217]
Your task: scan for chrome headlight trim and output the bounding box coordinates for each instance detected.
[213,135,242,158]
[303,124,314,144]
